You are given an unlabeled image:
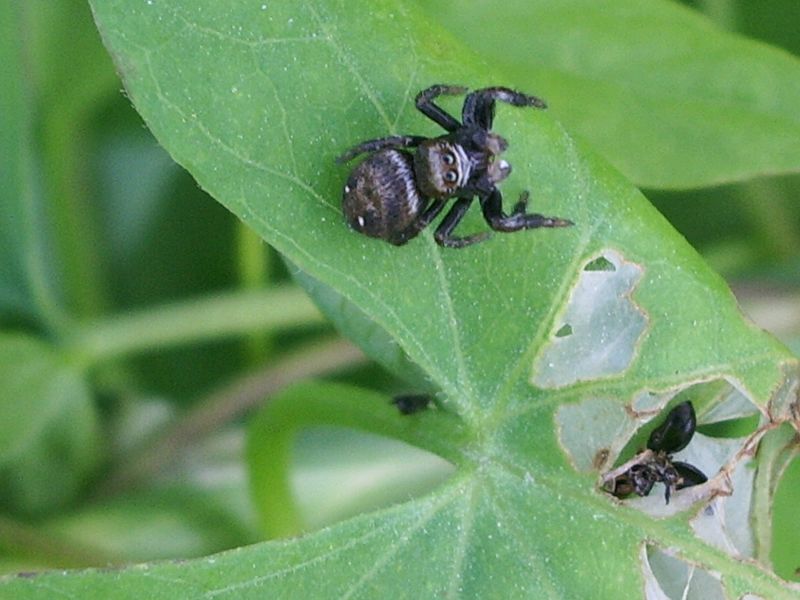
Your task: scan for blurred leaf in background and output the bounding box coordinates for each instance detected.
[0,0,798,598]
[0,0,363,573]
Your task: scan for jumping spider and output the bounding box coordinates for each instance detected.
[336,84,573,248]
[606,401,707,504]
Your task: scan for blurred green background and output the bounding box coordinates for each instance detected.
[1,0,798,581]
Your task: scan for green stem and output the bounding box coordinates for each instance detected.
[6,3,69,332]
[67,286,324,365]
[39,74,119,321]
[236,222,273,362]
[34,0,123,320]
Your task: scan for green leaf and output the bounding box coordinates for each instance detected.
[290,424,453,534]
[418,0,800,189]
[43,486,254,564]
[759,423,800,579]
[5,0,797,597]
[0,334,99,514]
[247,381,461,538]
[290,266,430,387]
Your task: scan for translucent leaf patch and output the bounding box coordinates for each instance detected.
[642,545,725,600]
[532,250,647,388]
[690,452,757,560]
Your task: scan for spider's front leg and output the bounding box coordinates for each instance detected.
[479,188,573,233]
[336,135,426,164]
[462,87,547,130]
[433,196,491,248]
[415,84,468,132]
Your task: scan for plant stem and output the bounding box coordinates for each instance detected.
[68,286,325,365]
[236,222,274,363]
[39,70,119,320]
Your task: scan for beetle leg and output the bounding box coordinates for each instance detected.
[480,188,573,232]
[336,135,427,164]
[415,84,467,132]
[462,87,547,130]
[433,197,490,248]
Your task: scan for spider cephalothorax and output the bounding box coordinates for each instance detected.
[336,84,573,248]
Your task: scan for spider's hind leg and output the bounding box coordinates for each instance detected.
[336,135,426,164]
[389,198,449,246]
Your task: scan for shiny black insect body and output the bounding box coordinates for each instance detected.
[391,394,431,415]
[609,402,707,504]
[337,85,573,248]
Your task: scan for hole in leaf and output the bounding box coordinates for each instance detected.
[689,451,757,558]
[531,250,647,388]
[695,413,760,439]
[557,378,764,518]
[554,323,573,338]
[616,379,760,466]
[583,255,616,271]
[641,545,726,600]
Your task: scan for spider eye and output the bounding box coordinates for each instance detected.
[443,171,458,184]
[442,152,456,165]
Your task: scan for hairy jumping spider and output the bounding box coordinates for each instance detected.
[606,401,707,504]
[337,84,573,248]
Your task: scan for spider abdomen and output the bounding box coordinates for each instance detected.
[342,149,425,244]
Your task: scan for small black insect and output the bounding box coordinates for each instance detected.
[608,401,707,504]
[391,394,431,416]
[336,84,573,248]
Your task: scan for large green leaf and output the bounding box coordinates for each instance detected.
[4,0,798,597]
[419,0,800,189]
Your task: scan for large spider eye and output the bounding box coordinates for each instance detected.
[442,152,456,165]
[443,171,458,184]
